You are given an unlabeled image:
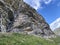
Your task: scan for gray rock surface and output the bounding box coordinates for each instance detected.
[0,0,54,37]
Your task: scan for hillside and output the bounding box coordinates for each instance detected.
[0,33,60,45]
[54,28,60,36]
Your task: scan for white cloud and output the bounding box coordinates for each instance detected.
[32,0,42,10]
[24,0,42,10]
[24,0,52,10]
[43,0,52,4]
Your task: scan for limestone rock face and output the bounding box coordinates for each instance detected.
[0,0,54,37]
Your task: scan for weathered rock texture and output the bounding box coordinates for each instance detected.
[0,0,54,37]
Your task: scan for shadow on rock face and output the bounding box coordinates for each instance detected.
[0,1,5,7]
[8,10,14,21]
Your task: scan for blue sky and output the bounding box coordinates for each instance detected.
[24,0,60,24]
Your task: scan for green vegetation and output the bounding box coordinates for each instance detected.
[0,33,60,45]
[51,36,60,45]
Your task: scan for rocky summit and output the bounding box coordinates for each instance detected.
[0,0,54,38]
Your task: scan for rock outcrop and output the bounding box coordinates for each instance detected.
[0,0,54,37]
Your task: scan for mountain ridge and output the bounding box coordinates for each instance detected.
[54,27,60,36]
[0,0,54,38]
[50,18,60,31]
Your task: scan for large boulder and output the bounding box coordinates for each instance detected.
[0,0,54,37]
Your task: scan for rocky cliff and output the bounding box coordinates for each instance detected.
[0,0,54,37]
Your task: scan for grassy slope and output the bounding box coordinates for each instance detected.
[0,33,60,45]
